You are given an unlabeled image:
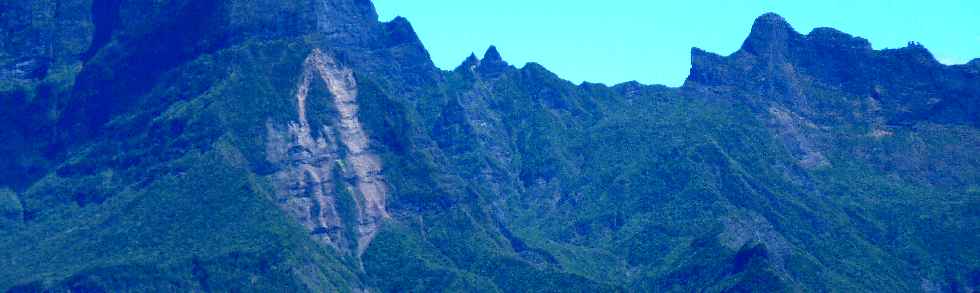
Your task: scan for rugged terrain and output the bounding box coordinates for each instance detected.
[1,1,978,292]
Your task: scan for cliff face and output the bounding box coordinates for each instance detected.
[1,2,978,292]
[265,49,391,256]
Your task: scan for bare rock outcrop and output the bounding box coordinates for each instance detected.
[267,49,389,256]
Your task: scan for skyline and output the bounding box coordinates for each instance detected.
[373,1,980,86]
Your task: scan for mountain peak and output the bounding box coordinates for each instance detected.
[455,52,481,72]
[465,52,480,64]
[477,45,509,77]
[383,16,422,46]
[741,12,800,55]
[755,12,788,24]
[483,45,503,63]
[751,13,792,33]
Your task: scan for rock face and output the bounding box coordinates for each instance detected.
[267,49,389,256]
[766,106,830,169]
[0,0,93,81]
[687,13,979,127]
[2,2,979,292]
[0,0,95,189]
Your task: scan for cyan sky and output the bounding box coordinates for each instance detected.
[373,0,980,87]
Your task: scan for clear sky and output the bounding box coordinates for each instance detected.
[372,0,980,87]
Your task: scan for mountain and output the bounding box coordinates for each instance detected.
[2,1,978,292]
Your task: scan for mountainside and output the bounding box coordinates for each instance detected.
[2,1,978,292]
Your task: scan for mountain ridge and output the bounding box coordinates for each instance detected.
[1,1,978,292]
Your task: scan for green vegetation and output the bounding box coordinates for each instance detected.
[1,1,977,292]
[0,188,21,223]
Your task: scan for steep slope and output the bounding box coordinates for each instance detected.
[0,0,610,291]
[1,1,978,292]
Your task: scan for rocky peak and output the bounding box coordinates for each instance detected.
[383,16,422,46]
[483,45,504,63]
[740,12,801,56]
[461,53,480,69]
[687,47,728,86]
[455,46,511,78]
[477,45,509,77]
[685,13,979,128]
[748,13,794,37]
